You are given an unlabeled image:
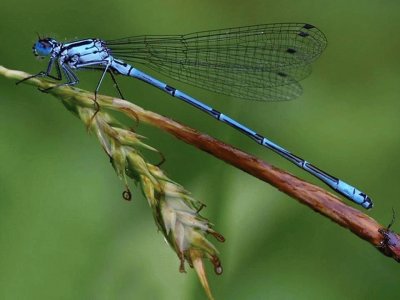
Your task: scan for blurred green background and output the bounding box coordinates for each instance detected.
[1,0,399,299]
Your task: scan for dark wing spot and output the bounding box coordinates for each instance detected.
[287,48,297,54]
[298,31,310,37]
[303,24,315,29]
[277,72,288,77]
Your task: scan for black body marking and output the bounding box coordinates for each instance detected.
[127,65,134,76]
[210,109,221,119]
[253,133,264,144]
[62,40,93,51]
[165,85,176,96]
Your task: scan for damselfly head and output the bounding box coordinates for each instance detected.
[32,38,58,57]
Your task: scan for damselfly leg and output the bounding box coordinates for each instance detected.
[39,63,79,93]
[16,58,62,85]
[90,61,112,120]
[108,70,124,99]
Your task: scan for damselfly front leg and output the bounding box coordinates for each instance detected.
[39,63,79,93]
[16,57,62,85]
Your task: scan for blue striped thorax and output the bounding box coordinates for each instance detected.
[60,39,111,68]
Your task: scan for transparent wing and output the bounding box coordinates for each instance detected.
[106,23,327,101]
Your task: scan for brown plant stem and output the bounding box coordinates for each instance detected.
[112,99,400,262]
[2,65,399,262]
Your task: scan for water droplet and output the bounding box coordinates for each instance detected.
[215,266,223,275]
[211,255,223,275]
[122,189,132,201]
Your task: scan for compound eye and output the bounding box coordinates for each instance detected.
[33,40,53,57]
